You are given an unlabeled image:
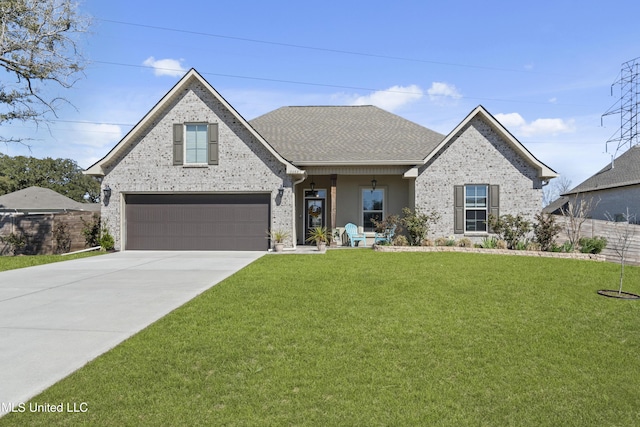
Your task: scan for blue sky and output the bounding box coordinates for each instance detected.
[2,0,640,189]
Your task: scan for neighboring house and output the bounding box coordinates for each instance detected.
[547,145,640,222]
[0,186,100,214]
[0,186,100,255]
[85,69,557,251]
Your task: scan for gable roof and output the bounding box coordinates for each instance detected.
[564,145,640,194]
[413,105,557,180]
[84,69,304,176]
[0,186,100,213]
[249,105,445,165]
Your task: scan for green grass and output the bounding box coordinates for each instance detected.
[2,251,639,426]
[0,251,103,272]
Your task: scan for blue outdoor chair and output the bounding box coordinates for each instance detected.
[345,223,367,247]
[374,224,396,245]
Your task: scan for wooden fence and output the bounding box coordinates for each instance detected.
[553,215,640,266]
[0,211,100,255]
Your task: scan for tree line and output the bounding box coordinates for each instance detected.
[0,154,100,203]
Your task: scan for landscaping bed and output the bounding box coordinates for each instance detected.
[373,244,606,261]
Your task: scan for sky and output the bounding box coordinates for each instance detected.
[2,0,640,192]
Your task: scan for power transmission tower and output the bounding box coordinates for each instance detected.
[602,57,640,159]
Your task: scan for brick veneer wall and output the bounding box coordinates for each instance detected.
[101,80,294,250]
[414,117,544,241]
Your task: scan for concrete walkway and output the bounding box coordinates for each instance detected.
[0,251,264,415]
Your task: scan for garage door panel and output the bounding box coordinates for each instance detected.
[125,194,269,251]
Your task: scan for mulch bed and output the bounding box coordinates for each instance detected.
[597,289,640,300]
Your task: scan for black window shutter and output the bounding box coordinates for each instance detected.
[173,124,183,165]
[489,185,500,232]
[454,185,464,234]
[208,123,219,165]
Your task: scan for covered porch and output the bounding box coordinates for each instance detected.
[294,168,415,246]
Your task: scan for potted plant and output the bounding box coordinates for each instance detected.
[306,226,330,251]
[268,229,290,252]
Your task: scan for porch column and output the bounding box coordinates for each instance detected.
[330,174,337,247]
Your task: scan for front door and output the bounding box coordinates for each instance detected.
[305,198,325,242]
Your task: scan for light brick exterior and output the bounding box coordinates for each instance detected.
[101,80,294,250]
[415,116,544,240]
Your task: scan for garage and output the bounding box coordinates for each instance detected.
[124,194,270,251]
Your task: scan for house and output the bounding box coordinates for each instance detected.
[547,145,640,222]
[85,69,557,251]
[0,186,100,213]
[0,186,100,255]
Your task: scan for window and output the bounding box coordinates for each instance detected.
[185,124,208,164]
[362,189,384,232]
[465,185,487,232]
[173,123,218,166]
[454,184,498,234]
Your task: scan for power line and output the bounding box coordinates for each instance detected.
[93,60,579,107]
[98,18,564,76]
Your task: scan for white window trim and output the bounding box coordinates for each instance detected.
[184,123,209,165]
[464,184,488,233]
[361,187,385,233]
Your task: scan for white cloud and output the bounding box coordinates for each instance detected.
[427,82,462,102]
[495,112,575,137]
[142,57,187,77]
[350,85,423,111]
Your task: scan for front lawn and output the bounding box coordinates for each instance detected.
[2,251,639,426]
[0,252,103,272]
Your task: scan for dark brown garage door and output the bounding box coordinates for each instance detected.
[125,194,270,250]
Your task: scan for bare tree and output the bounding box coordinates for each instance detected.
[543,175,572,207]
[560,194,598,249]
[0,0,89,143]
[606,208,637,295]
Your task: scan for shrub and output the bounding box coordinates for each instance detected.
[99,220,115,251]
[551,241,575,253]
[53,222,71,254]
[488,213,532,249]
[81,213,101,247]
[578,236,607,254]
[533,212,562,251]
[457,238,473,248]
[515,240,528,251]
[372,214,402,242]
[434,237,448,246]
[496,239,508,250]
[401,207,440,246]
[421,238,434,247]
[481,237,498,249]
[0,232,27,255]
[392,235,408,246]
[526,242,541,251]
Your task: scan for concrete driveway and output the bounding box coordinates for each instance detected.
[0,250,264,414]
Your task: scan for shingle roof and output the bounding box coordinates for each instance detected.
[0,186,100,212]
[249,105,445,164]
[565,145,640,194]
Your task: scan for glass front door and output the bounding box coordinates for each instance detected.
[305,199,325,242]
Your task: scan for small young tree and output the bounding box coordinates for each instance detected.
[401,207,440,246]
[81,214,101,247]
[487,213,532,249]
[53,221,71,254]
[371,214,401,243]
[606,208,637,295]
[560,194,598,249]
[533,212,562,251]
